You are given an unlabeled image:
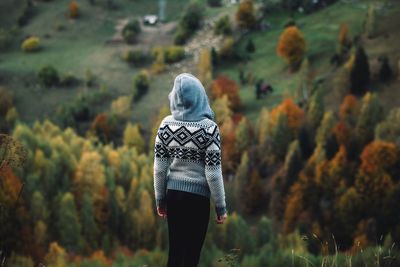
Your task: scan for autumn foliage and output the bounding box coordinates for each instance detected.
[339,94,358,122]
[360,141,398,175]
[211,75,241,110]
[270,98,305,131]
[90,113,112,142]
[339,23,349,47]
[69,1,79,18]
[276,26,306,71]
[235,0,256,30]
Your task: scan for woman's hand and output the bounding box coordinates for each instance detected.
[216,213,227,224]
[157,206,167,219]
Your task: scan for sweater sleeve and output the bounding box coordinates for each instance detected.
[205,124,227,217]
[153,124,172,209]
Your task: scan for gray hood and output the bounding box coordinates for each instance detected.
[168,73,215,122]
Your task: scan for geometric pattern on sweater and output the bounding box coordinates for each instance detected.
[156,123,221,165]
[205,150,221,166]
[158,125,208,149]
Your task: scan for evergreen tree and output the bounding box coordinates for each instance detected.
[271,112,292,160]
[307,88,325,129]
[235,117,251,154]
[211,46,219,67]
[135,189,156,248]
[31,191,48,222]
[315,111,336,148]
[245,170,264,214]
[246,38,256,53]
[233,152,250,212]
[256,107,271,146]
[283,140,303,190]
[350,46,370,95]
[80,193,99,251]
[379,56,393,83]
[57,192,82,252]
[356,92,383,145]
[375,107,400,146]
[256,216,273,247]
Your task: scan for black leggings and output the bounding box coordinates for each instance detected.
[166,189,210,267]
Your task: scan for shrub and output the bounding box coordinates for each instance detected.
[21,36,41,52]
[150,47,166,74]
[85,68,95,87]
[214,15,232,35]
[122,20,141,44]
[133,70,150,101]
[60,73,79,87]
[276,26,306,71]
[69,1,79,18]
[173,29,190,45]
[164,46,185,63]
[219,37,235,60]
[122,49,150,66]
[38,65,59,87]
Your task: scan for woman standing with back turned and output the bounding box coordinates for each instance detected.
[153,73,228,267]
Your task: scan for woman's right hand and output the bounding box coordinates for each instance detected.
[216,213,227,224]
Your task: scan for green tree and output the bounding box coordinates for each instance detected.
[57,192,82,252]
[235,117,251,154]
[81,192,99,251]
[256,216,273,247]
[307,88,325,128]
[31,190,49,222]
[233,151,249,212]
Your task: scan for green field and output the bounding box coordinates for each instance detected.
[1,0,398,130]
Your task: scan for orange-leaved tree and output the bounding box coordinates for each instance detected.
[69,1,79,18]
[276,26,306,71]
[211,75,241,110]
[270,98,304,131]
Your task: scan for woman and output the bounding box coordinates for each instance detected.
[153,73,228,267]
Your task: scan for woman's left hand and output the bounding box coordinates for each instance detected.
[157,206,167,218]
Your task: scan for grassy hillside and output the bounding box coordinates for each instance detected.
[215,0,380,123]
[1,0,399,131]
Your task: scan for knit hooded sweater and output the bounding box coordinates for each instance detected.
[153,73,227,217]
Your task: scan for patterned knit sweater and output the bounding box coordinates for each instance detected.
[153,115,227,216]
